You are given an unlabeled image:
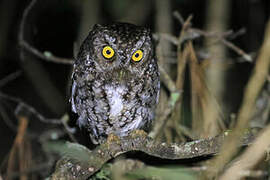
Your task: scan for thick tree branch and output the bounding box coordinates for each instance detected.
[50,130,255,180]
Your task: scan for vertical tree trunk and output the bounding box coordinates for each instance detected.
[203,0,231,137]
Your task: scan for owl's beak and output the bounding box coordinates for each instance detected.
[118,69,126,80]
[114,68,130,82]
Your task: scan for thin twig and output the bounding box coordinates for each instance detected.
[0,102,17,132]
[178,15,193,45]
[157,28,252,64]
[238,170,268,178]
[150,42,181,138]
[171,16,190,140]
[173,11,252,63]
[6,116,29,180]
[192,28,252,62]
[60,114,78,143]
[173,43,191,139]
[173,11,185,25]
[227,28,246,40]
[0,70,22,88]
[220,125,270,180]
[20,41,73,65]
[158,66,177,93]
[0,93,77,142]
[206,20,270,178]
[153,33,179,45]
[149,98,177,138]
[18,0,73,66]
[0,92,62,124]
[191,28,233,38]
[220,39,253,62]
[19,0,68,114]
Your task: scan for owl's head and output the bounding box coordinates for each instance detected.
[76,22,156,82]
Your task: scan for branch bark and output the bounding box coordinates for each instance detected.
[50,130,255,180]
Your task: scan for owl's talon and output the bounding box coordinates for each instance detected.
[130,130,148,138]
[106,134,121,145]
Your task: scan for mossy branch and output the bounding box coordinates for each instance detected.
[50,130,254,180]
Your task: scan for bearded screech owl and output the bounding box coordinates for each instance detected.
[70,22,160,144]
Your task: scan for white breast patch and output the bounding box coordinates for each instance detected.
[105,85,125,119]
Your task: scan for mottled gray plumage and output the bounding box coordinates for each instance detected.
[71,22,160,144]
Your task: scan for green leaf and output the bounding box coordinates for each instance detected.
[170,92,180,106]
[126,166,197,180]
[90,164,112,180]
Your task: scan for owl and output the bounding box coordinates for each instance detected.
[70,22,160,144]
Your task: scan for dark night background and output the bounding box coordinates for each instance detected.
[0,0,269,179]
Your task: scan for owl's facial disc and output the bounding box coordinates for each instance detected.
[82,22,153,82]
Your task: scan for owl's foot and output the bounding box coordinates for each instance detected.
[106,133,121,145]
[130,130,148,138]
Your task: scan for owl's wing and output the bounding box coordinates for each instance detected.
[155,79,160,105]
[70,76,77,113]
[71,79,89,131]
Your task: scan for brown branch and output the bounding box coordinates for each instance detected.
[0,70,22,88]
[60,114,78,143]
[220,39,252,62]
[206,20,270,178]
[169,14,194,141]
[173,11,185,25]
[158,66,177,93]
[149,95,178,138]
[149,59,181,138]
[153,33,179,46]
[193,28,252,62]
[18,0,69,114]
[151,15,195,140]
[0,101,18,132]
[0,92,62,125]
[173,11,252,63]
[18,0,73,65]
[172,42,191,139]
[220,124,270,180]
[20,41,73,65]
[149,34,182,138]
[156,30,253,64]
[6,116,30,180]
[0,92,77,143]
[50,130,255,180]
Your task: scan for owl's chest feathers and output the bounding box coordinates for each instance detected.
[92,80,147,132]
[104,84,126,119]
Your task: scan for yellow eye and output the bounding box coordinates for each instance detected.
[132,50,143,62]
[102,46,115,59]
